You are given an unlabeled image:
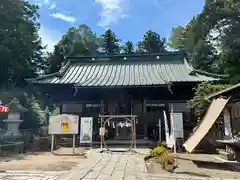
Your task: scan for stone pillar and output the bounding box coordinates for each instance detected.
[143,100,148,139]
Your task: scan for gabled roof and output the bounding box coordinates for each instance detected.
[26,52,220,87]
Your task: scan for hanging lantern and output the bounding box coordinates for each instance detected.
[107,120,110,127]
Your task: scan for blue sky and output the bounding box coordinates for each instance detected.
[29,0,205,52]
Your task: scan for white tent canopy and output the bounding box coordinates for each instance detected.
[183,97,230,153]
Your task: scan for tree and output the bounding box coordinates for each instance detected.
[187,82,231,116]
[101,29,120,54]
[47,24,102,73]
[0,0,46,87]
[201,0,240,83]
[122,41,135,54]
[47,46,64,74]
[169,26,186,49]
[181,0,240,117]
[136,30,166,53]
[170,15,219,72]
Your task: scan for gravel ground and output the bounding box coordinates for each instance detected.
[0,151,86,171]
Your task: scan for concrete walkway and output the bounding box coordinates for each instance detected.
[59,149,238,180]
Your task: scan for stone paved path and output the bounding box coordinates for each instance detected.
[0,150,238,180]
[60,149,239,180]
[0,171,66,180]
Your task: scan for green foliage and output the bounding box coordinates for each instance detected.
[151,146,167,157]
[157,140,166,147]
[47,24,102,73]
[101,29,120,54]
[0,88,57,130]
[169,26,186,49]
[150,142,176,171]
[187,82,231,114]
[122,41,135,54]
[136,30,166,53]
[0,0,46,86]
[170,0,240,79]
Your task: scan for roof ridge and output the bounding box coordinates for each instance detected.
[66,51,185,63]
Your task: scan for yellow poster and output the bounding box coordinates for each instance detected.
[61,120,70,132]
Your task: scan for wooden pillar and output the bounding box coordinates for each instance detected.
[143,100,148,139]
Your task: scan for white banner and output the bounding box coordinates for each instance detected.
[163,110,174,148]
[80,117,93,144]
[224,110,232,137]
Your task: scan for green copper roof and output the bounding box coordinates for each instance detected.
[27,53,219,87]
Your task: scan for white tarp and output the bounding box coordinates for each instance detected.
[183,97,230,153]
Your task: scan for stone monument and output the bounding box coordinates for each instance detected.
[3,98,27,141]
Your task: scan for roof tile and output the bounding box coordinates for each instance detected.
[27,57,218,86]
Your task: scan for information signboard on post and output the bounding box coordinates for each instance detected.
[49,114,79,135]
[48,114,79,153]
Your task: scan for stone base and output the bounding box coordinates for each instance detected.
[219,151,235,161]
[2,134,23,142]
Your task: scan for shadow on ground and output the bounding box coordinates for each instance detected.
[192,160,240,172]
[175,171,210,177]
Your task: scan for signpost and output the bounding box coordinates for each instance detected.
[49,114,79,153]
[79,117,93,145]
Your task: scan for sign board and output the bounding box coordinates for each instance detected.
[48,114,79,134]
[173,113,184,138]
[80,117,93,144]
[99,127,105,136]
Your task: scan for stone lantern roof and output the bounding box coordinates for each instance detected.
[7,98,28,112]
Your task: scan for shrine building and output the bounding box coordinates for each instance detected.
[27,52,220,146]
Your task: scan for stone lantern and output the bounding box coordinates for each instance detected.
[3,98,27,141]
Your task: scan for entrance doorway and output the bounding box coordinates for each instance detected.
[146,105,166,142]
[99,115,137,152]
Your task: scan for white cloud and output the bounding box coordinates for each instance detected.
[49,2,56,10]
[34,0,56,10]
[39,26,62,52]
[50,13,76,23]
[95,0,129,28]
